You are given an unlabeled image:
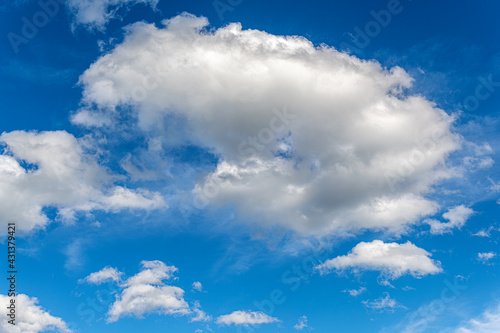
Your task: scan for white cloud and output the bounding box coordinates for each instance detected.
[190,301,211,322]
[315,240,442,281]
[107,284,189,323]
[477,252,496,263]
[0,294,70,333]
[0,130,165,233]
[343,287,367,297]
[70,109,112,127]
[294,315,308,330]
[402,286,416,291]
[216,310,279,326]
[455,303,500,333]
[80,266,123,284]
[76,13,460,236]
[426,205,474,235]
[192,281,203,292]
[67,0,158,31]
[106,260,189,322]
[462,142,494,170]
[362,293,405,312]
[473,227,494,237]
[122,260,178,287]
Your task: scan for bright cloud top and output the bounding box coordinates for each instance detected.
[86,260,191,323]
[426,205,474,235]
[216,310,280,326]
[315,240,442,280]
[80,266,123,284]
[0,294,70,333]
[67,0,158,30]
[76,13,459,236]
[0,130,165,233]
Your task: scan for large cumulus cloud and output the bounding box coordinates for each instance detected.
[74,13,460,236]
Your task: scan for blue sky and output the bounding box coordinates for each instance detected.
[1,0,500,332]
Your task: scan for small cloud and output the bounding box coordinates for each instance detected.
[79,266,123,285]
[315,240,442,283]
[463,143,494,170]
[100,260,190,323]
[362,293,406,312]
[91,221,102,228]
[477,252,497,264]
[489,178,500,192]
[294,315,308,330]
[216,310,279,326]
[70,109,113,128]
[402,286,416,291]
[426,205,474,235]
[67,0,158,31]
[192,281,203,292]
[343,287,367,297]
[473,226,494,237]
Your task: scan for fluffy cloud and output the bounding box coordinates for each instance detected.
[0,130,165,233]
[477,252,496,263]
[67,0,158,30]
[192,281,203,292]
[98,261,190,323]
[122,260,178,287]
[80,266,123,284]
[425,205,474,235]
[108,284,189,322]
[216,310,279,326]
[76,13,460,236]
[315,240,442,281]
[0,294,70,333]
[362,293,405,312]
[455,303,500,333]
[70,109,112,127]
[84,261,214,324]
